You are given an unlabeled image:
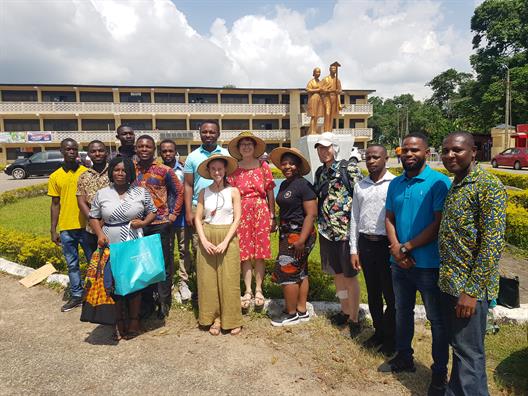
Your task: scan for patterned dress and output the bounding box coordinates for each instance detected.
[228,161,275,261]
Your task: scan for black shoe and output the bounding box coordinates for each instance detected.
[330,311,349,326]
[379,353,416,373]
[61,298,82,312]
[348,320,362,338]
[157,302,171,319]
[297,310,310,322]
[271,312,300,327]
[362,334,383,350]
[427,372,447,396]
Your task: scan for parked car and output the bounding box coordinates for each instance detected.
[491,147,528,170]
[349,147,362,164]
[4,150,63,179]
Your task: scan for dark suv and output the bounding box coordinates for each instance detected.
[4,150,63,179]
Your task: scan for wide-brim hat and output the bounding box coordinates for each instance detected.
[228,131,266,160]
[197,154,238,180]
[269,147,311,176]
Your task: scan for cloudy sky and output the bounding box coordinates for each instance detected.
[0,0,480,99]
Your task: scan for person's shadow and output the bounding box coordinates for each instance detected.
[389,360,430,395]
[84,316,167,345]
[493,347,528,393]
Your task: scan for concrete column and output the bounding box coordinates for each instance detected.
[289,90,301,148]
[112,88,119,103]
[0,144,6,165]
[77,117,82,131]
[36,88,42,102]
[0,118,4,131]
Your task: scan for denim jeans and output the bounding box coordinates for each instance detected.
[391,265,449,375]
[442,292,489,396]
[60,229,95,298]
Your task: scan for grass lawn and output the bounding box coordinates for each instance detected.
[0,195,50,235]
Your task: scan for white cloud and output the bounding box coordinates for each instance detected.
[0,0,473,99]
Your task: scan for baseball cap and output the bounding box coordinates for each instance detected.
[314,132,336,148]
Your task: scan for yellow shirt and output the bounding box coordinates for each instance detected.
[48,165,87,232]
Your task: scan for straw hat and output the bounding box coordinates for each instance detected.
[269,147,311,176]
[228,131,266,160]
[197,154,238,180]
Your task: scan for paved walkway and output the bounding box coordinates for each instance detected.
[0,173,48,193]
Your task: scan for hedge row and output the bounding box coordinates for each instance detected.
[505,204,528,250]
[508,190,528,210]
[0,183,48,208]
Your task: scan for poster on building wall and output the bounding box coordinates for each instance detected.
[0,132,27,143]
[26,131,52,142]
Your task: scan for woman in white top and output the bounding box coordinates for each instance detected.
[194,154,243,335]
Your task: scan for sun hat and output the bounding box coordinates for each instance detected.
[314,132,336,148]
[269,147,311,176]
[228,131,266,160]
[197,154,238,180]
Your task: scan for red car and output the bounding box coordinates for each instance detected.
[491,147,528,170]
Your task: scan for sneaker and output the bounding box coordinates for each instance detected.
[61,298,82,312]
[427,372,447,396]
[297,310,310,322]
[378,353,416,373]
[178,281,192,302]
[271,312,300,327]
[362,334,383,350]
[348,320,362,338]
[330,311,349,326]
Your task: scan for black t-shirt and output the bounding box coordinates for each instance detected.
[276,176,317,226]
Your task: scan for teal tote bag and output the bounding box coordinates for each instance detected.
[110,234,166,296]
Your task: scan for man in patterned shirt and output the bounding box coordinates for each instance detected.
[77,140,110,253]
[439,131,506,396]
[134,135,184,319]
[314,132,363,337]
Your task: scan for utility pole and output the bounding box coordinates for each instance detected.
[405,107,409,135]
[505,66,510,141]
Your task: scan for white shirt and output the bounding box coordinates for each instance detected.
[203,186,234,225]
[349,170,396,254]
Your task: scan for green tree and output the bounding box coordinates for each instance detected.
[426,68,472,117]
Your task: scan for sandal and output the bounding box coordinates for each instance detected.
[254,290,265,310]
[209,320,221,336]
[124,317,142,340]
[240,291,253,310]
[230,327,242,336]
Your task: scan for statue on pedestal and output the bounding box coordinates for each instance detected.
[321,61,342,132]
[305,67,324,135]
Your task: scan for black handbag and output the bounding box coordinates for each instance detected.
[497,275,520,309]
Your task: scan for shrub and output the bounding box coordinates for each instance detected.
[489,170,528,190]
[0,183,47,208]
[270,166,283,179]
[506,204,528,250]
[507,190,528,210]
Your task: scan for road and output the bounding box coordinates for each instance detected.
[0,172,49,193]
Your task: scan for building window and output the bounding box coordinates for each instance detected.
[81,119,116,131]
[80,91,113,102]
[267,143,279,152]
[120,92,151,103]
[281,94,289,104]
[349,95,364,104]
[43,119,78,131]
[349,118,364,128]
[156,119,186,130]
[42,91,76,102]
[252,119,278,130]
[221,94,248,104]
[189,119,219,130]
[4,119,40,131]
[252,94,279,104]
[120,119,152,130]
[300,94,308,105]
[281,118,290,129]
[222,119,249,130]
[339,119,344,129]
[1,90,37,102]
[154,92,185,103]
[188,93,218,104]
[174,145,188,156]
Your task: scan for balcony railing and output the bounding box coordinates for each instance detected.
[0,101,289,115]
[332,128,373,139]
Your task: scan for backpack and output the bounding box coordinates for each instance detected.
[315,159,356,201]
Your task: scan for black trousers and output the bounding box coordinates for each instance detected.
[358,235,396,347]
[142,222,174,309]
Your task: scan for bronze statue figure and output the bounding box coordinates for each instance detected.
[305,67,324,135]
[321,61,342,132]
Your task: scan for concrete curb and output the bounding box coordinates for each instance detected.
[1,256,526,323]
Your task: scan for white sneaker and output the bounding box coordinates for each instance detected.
[271,312,300,327]
[178,282,192,302]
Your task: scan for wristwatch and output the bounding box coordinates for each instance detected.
[400,244,409,255]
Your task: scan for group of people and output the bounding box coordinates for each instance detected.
[47,120,506,395]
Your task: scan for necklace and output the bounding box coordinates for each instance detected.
[210,189,225,218]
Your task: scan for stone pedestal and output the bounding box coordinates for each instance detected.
[295,134,355,183]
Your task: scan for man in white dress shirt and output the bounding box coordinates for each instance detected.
[350,144,396,356]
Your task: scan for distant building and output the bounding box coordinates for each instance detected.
[0,84,374,163]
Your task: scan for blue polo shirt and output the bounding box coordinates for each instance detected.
[385,165,451,268]
[183,144,228,206]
